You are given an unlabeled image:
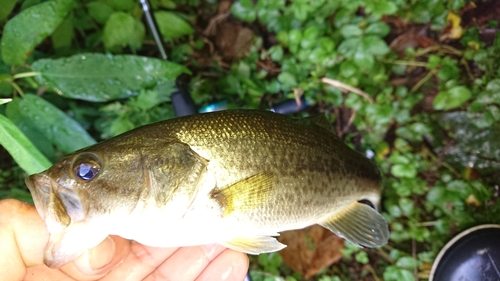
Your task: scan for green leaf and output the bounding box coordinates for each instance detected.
[103,12,145,51]
[366,0,397,18]
[257,0,285,10]
[301,26,320,49]
[389,152,410,164]
[6,98,55,160]
[154,11,194,40]
[31,53,189,102]
[437,64,459,81]
[410,122,430,134]
[0,0,18,21]
[86,1,114,24]
[257,8,280,24]
[362,35,390,55]
[433,86,472,110]
[231,0,256,22]
[485,105,500,123]
[157,0,176,9]
[319,37,335,53]
[391,164,417,178]
[0,114,51,174]
[291,1,311,22]
[103,0,135,11]
[355,251,369,264]
[426,54,441,69]
[110,115,134,136]
[341,24,363,38]
[277,72,297,93]
[365,22,390,36]
[268,45,283,62]
[276,30,288,46]
[398,197,414,216]
[383,265,415,281]
[354,50,374,69]
[338,37,360,57]
[334,8,354,28]
[7,94,95,154]
[486,78,500,92]
[128,88,171,111]
[288,29,303,48]
[0,0,73,65]
[51,17,74,50]
[20,0,42,10]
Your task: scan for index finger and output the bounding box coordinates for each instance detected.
[101,242,249,281]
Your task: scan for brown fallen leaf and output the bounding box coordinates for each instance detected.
[389,28,435,55]
[215,22,253,60]
[278,225,345,278]
[203,0,254,61]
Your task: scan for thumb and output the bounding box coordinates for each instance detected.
[72,235,130,277]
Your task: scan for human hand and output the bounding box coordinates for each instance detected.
[0,199,249,281]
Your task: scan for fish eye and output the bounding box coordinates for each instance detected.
[74,163,100,181]
[72,153,101,182]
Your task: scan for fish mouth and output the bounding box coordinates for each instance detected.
[25,173,93,269]
[25,172,53,221]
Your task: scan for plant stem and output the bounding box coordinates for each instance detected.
[321,77,374,103]
[376,247,395,263]
[364,264,382,281]
[461,58,474,81]
[9,82,24,97]
[381,59,428,67]
[417,220,440,226]
[13,72,40,79]
[414,44,463,57]
[410,69,437,93]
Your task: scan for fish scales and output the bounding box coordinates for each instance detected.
[109,110,381,227]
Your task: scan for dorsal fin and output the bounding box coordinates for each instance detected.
[304,114,343,141]
[305,114,334,132]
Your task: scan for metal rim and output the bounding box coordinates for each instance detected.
[429,224,500,281]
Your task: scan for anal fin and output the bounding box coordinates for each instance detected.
[221,236,286,255]
[320,201,389,248]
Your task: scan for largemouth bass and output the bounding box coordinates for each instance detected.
[26,110,389,268]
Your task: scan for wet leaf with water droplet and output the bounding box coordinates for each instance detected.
[32,53,189,102]
[5,98,55,160]
[0,114,51,174]
[0,0,73,65]
[6,94,95,154]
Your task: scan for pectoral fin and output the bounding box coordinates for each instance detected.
[211,173,276,216]
[320,201,389,248]
[221,236,286,255]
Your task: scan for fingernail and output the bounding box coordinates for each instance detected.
[200,244,223,259]
[89,236,116,270]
